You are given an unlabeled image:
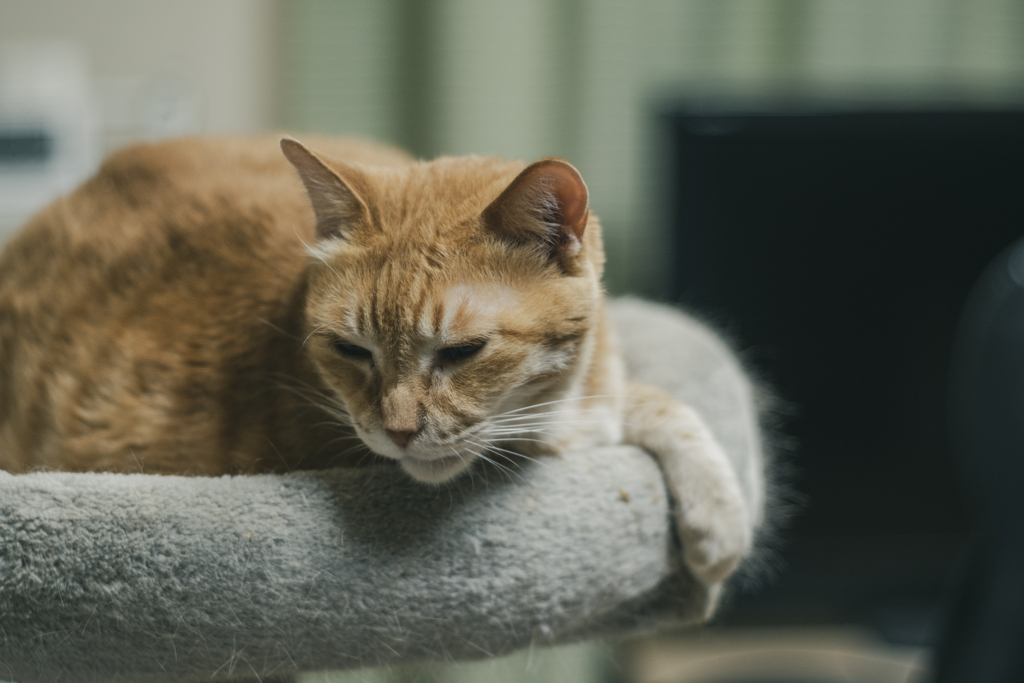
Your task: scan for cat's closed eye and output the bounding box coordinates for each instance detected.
[333,341,373,360]
[438,341,487,364]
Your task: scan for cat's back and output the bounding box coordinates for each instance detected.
[0,134,409,299]
[0,135,409,474]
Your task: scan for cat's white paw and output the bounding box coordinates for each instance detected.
[656,407,753,586]
[673,477,752,586]
[624,384,755,588]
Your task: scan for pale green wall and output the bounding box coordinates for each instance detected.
[277,0,1024,296]
[279,0,404,142]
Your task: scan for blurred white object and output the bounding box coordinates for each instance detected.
[0,43,101,237]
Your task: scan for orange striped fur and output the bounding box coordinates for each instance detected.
[0,136,623,481]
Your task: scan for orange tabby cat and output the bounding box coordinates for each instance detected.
[0,136,750,585]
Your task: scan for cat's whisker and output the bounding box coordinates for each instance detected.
[259,436,293,472]
[353,446,380,468]
[472,449,537,487]
[303,323,331,347]
[456,447,482,489]
[263,375,335,403]
[488,435,551,446]
[263,373,355,426]
[284,394,351,422]
[255,316,301,342]
[485,418,608,430]
[468,447,523,484]
[332,441,371,456]
[485,415,618,432]
[487,407,610,423]
[485,431,553,440]
[485,410,612,424]
[319,434,367,450]
[489,394,629,419]
[485,427,557,438]
[278,386,351,417]
[481,417,606,432]
[448,446,471,471]
[467,436,532,463]
[471,439,542,466]
[484,446,538,465]
[328,443,374,468]
[262,370,346,403]
[498,436,553,445]
[307,421,360,434]
[293,228,344,281]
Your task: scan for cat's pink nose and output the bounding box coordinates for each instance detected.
[386,429,417,448]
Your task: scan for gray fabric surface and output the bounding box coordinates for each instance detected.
[0,299,764,683]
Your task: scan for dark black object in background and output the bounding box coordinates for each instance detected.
[934,237,1024,682]
[662,108,1024,636]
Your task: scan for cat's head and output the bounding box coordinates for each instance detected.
[282,138,605,484]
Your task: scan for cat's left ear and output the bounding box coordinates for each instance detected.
[281,137,370,242]
[483,158,589,271]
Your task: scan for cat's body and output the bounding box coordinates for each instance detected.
[0,137,376,474]
[0,136,750,586]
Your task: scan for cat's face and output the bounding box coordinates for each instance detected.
[283,139,604,483]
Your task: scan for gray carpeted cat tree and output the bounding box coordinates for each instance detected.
[0,299,767,683]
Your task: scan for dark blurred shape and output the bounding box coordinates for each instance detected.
[931,237,1024,682]
[661,107,1024,639]
[0,130,52,165]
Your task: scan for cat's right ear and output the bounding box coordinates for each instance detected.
[280,138,370,242]
[482,158,589,273]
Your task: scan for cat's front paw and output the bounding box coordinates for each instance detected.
[658,410,754,586]
[623,384,755,588]
[674,479,752,586]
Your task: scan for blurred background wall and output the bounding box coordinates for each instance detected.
[0,0,276,144]
[3,0,1023,293]
[0,0,276,233]
[277,0,1024,294]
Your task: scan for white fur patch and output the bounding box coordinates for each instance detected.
[341,305,360,337]
[438,284,518,343]
[307,240,345,263]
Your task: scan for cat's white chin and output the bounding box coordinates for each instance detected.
[399,452,474,484]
